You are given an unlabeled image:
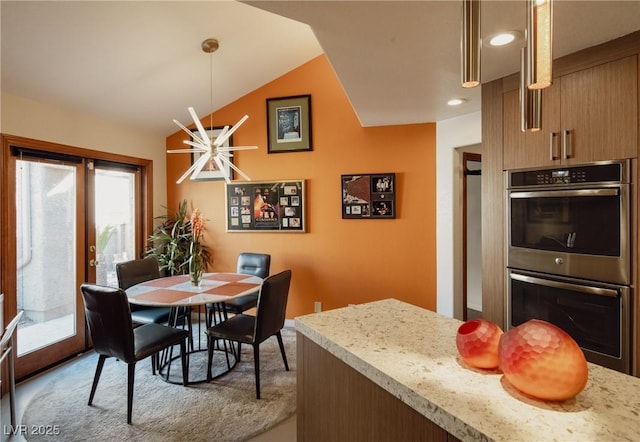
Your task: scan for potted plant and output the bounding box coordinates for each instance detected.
[146,200,213,276]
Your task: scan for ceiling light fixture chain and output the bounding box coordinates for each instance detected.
[168,38,257,184]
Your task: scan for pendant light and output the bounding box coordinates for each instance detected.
[520,48,542,132]
[168,38,257,184]
[461,0,481,88]
[526,0,553,90]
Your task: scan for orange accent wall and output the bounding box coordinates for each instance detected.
[166,55,436,318]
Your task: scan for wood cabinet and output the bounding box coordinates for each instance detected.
[503,55,638,170]
[297,333,462,442]
[486,31,640,374]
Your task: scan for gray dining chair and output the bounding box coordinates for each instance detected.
[80,283,189,424]
[206,252,271,325]
[205,269,291,399]
[117,256,193,348]
[116,256,171,325]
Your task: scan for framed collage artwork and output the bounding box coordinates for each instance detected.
[226,180,306,232]
[341,173,396,219]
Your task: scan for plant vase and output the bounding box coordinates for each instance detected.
[189,241,204,287]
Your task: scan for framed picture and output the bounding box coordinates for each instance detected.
[190,126,234,181]
[342,173,396,219]
[226,180,306,232]
[266,95,312,153]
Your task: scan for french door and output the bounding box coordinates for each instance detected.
[1,135,152,379]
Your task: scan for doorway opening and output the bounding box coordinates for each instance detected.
[462,152,482,320]
[453,145,482,321]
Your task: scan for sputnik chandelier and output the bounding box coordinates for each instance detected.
[168,38,257,184]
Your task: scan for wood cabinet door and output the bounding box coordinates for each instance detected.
[561,55,638,164]
[502,85,561,170]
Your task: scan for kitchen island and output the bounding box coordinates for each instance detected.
[295,299,640,441]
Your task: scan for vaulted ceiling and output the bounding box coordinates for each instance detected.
[2,1,640,137]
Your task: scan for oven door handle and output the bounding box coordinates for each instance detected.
[509,188,619,199]
[510,272,620,298]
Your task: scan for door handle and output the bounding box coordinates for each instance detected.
[562,129,572,159]
[510,272,620,298]
[549,132,559,160]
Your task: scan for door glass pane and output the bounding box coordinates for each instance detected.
[16,160,77,356]
[95,168,136,287]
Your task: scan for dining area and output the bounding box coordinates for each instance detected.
[77,252,293,426]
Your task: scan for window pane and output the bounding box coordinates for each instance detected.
[95,168,136,287]
[16,160,76,356]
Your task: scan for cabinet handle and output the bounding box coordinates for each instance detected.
[549,132,559,160]
[562,129,572,159]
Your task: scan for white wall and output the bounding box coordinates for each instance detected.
[1,93,167,217]
[436,111,481,317]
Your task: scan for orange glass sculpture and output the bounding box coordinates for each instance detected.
[499,319,588,401]
[456,319,503,369]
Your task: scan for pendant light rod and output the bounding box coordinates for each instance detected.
[526,0,553,90]
[461,0,481,88]
[202,38,219,131]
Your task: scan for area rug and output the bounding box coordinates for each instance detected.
[22,327,296,441]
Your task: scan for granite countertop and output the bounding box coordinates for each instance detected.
[295,299,640,442]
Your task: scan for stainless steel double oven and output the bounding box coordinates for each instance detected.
[506,160,634,373]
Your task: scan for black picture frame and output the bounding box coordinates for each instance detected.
[226,180,306,232]
[189,126,234,181]
[266,94,312,153]
[342,173,396,219]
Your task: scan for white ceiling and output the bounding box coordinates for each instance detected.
[2,1,640,137]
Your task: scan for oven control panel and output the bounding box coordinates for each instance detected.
[536,169,587,185]
[509,162,625,187]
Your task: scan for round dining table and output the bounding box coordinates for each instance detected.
[125,272,263,384]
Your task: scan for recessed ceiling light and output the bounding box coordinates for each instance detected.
[448,98,467,106]
[488,31,521,47]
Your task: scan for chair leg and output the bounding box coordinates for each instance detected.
[127,363,136,424]
[88,355,107,406]
[276,331,289,371]
[221,339,231,370]
[165,345,174,380]
[180,340,189,386]
[253,344,261,399]
[206,335,214,382]
[187,309,194,352]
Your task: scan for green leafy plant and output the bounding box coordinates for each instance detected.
[146,200,213,276]
[96,224,116,254]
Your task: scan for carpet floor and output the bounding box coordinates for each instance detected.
[22,327,296,442]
